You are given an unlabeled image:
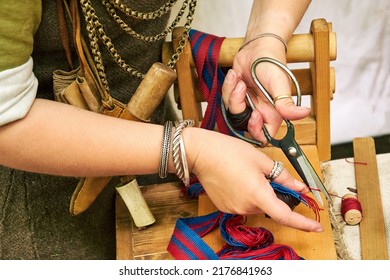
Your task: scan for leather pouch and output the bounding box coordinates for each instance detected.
[54,0,126,215]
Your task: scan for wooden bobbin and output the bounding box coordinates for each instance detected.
[341,194,362,225]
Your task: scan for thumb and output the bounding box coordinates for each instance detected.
[274,95,311,121]
[256,62,311,121]
[270,79,311,120]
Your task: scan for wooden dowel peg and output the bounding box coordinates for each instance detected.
[127,62,177,122]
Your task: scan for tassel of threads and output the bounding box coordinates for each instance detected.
[216,214,302,260]
[300,193,322,222]
[174,181,321,260]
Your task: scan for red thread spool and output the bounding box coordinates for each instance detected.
[341,194,363,225]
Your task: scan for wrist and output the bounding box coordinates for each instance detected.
[240,33,287,54]
[237,36,287,65]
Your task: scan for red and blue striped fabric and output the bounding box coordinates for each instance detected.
[167,182,305,260]
[188,29,234,135]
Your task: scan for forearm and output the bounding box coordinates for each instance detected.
[0,99,175,177]
[246,0,311,41]
[0,99,323,231]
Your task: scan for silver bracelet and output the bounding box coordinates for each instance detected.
[239,33,288,53]
[179,134,190,186]
[158,121,173,178]
[172,119,195,186]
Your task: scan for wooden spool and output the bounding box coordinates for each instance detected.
[342,194,362,225]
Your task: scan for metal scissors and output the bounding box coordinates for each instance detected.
[221,57,332,206]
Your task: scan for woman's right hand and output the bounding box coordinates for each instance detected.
[182,126,323,233]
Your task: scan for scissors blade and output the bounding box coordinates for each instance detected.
[296,156,323,206]
[296,153,332,206]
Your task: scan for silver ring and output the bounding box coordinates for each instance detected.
[266,161,284,181]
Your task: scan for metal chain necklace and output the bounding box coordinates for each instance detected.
[79,0,197,94]
[104,0,178,20]
[102,0,189,43]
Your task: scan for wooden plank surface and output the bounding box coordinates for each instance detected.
[353,137,388,260]
[116,195,135,260]
[116,182,198,260]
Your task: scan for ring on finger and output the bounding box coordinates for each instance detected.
[273,95,292,103]
[266,161,284,181]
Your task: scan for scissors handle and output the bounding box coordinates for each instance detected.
[250,57,302,108]
[248,57,302,144]
[221,57,301,147]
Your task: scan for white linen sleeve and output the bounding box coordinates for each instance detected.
[0,57,37,126]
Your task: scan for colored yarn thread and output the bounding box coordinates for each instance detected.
[341,194,363,225]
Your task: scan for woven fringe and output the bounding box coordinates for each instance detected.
[329,204,353,260]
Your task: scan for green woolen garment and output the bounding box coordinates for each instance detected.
[0,0,41,72]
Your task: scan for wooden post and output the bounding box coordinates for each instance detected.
[353,137,388,260]
[310,19,333,162]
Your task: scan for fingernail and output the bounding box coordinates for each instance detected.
[226,69,235,81]
[235,80,245,92]
[314,226,324,233]
[296,106,311,111]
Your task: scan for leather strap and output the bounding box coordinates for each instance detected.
[56,0,74,70]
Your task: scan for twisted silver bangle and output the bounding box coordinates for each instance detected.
[179,134,190,186]
[158,121,173,178]
[172,119,195,186]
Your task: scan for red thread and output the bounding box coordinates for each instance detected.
[345,158,367,165]
[216,215,301,260]
[341,195,363,225]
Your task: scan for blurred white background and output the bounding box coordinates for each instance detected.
[171,0,390,145]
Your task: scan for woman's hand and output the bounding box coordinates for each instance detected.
[222,0,312,143]
[183,126,323,233]
[223,42,311,144]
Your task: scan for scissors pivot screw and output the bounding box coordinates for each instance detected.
[288,147,297,157]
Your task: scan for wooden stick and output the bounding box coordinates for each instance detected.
[353,137,388,260]
[191,67,335,102]
[127,62,177,122]
[162,32,337,66]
